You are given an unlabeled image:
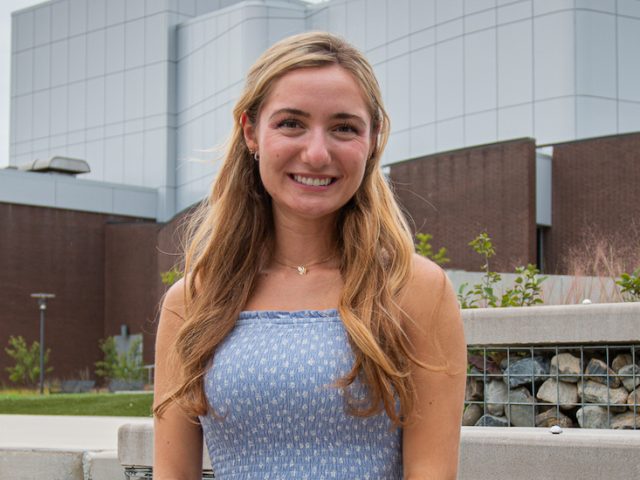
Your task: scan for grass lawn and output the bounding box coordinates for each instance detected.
[0,392,154,416]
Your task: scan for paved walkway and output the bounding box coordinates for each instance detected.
[0,414,152,450]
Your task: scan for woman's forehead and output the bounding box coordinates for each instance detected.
[258,65,371,121]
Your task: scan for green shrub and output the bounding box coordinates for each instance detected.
[616,268,640,302]
[500,264,546,307]
[4,336,52,387]
[458,232,546,308]
[95,337,145,382]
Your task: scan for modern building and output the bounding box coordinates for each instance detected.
[2,0,639,381]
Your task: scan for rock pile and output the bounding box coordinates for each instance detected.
[464,349,639,429]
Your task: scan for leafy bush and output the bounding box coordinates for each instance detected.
[415,233,450,266]
[95,337,145,382]
[500,264,547,307]
[616,268,640,302]
[458,232,546,308]
[4,335,53,387]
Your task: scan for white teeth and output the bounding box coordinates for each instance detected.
[293,175,332,186]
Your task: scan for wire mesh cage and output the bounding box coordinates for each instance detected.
[464,344,639,429]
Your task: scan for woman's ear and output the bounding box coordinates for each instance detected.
[241,112,258,153]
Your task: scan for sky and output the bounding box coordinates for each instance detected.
[1,0,44,168]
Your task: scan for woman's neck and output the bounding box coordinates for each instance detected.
[271,210,338,265]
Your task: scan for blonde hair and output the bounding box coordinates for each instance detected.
[155,32,417,426]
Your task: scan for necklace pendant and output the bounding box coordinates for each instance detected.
[297,266,307,275]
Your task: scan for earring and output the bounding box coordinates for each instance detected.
[253,151,260,161]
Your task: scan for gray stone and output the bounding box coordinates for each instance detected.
[499,354,528,371]
[576,405,611,429]
[611,411,640,430]
[550,353,581,383]
[628,389,639,413]
[612,353,633,373]
[468,353,502,374]
[475,414,509,427]
[506,386,536,427]
[485,379,508,416]
[618,364,640,392]
[577,380,628,413]
[536,378,578,410]
[462,403,483,426]
[584,358,620,388]
[535,407,574,428]
[465,377,483,401]
[503,356,549,388]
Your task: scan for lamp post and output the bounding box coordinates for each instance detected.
[30,293,55,394]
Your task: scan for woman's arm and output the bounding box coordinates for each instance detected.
[401,255,467,480]
[153,278,204,480]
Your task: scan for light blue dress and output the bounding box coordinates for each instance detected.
[199,309,403,479]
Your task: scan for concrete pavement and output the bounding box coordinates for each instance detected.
[0,414,151,450]
[0,414,151,480]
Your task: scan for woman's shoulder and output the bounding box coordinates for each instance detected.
[401,255,466,373]
[162,277,187,320]
[406,253,449,296]
[400,254,459,323]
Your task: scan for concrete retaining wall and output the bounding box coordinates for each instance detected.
[462,302,640,345]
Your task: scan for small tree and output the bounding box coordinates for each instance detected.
[500,264,546,307]
[415,233,450,266]
[4,335,53,388]
[458,232,546,308]
[458,232,501,308]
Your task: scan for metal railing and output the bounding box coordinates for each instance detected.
[124,467,215,479]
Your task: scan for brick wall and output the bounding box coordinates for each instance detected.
[0,203,151,383]
[104,222,161,367]
[545,132,640,274]
[389,138,537,273]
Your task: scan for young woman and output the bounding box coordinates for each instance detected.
[153,32,467,479]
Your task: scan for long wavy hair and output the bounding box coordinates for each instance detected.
[155,32,420,426]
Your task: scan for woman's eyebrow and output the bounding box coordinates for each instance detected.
[332,112,367,126]
[269,108,310,120]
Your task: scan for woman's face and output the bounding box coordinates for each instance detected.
[243,65,374,223]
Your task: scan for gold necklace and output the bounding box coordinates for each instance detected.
[272,254,336,275]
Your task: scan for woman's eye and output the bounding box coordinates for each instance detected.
[277,119,301,129]
[335,123,358,134]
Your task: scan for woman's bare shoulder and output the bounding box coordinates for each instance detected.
[162,277,187,321]
[400,254,466,373]
[400,254,450,316]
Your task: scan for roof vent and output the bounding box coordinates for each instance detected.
[18,156,91,176]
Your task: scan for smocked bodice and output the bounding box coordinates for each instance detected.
[199,309,402,479]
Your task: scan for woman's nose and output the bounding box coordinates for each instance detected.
[302,130,331,168]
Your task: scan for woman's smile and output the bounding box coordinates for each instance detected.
[289,174,337,188]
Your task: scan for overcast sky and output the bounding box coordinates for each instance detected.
[1,0,44,168]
